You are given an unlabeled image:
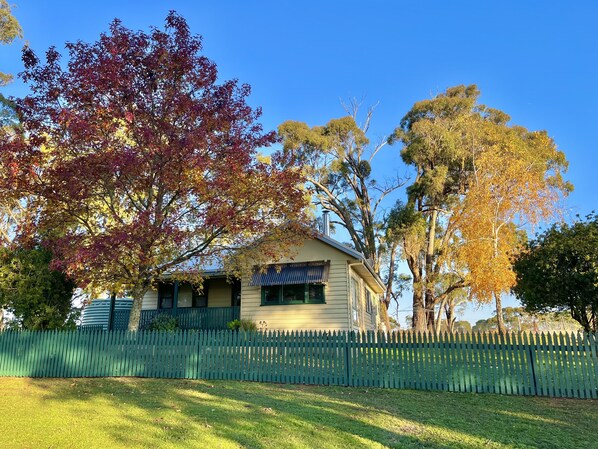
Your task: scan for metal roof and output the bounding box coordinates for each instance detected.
[159,230,385,291]
[315,234,364,260]
[249,261,330,286]
[315,234,385,291]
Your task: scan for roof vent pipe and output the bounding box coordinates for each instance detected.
[322,210,330,236]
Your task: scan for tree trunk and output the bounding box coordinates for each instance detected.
[445,302,455,333]
[494,292,505,334]
[380,301,391,332]
[378,242,399,332]
[425,302,435,333]
[424,209,438,332]
[383,242,397,307]
[412,288,426,332]
[434,298,447,337]
[127,288,148,331]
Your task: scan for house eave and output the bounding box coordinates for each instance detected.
[315,233,385,293]
[315,233,364,260]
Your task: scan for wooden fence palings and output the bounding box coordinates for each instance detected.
[0,329,596,398]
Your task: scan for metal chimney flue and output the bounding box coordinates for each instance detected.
[322,210,330,236]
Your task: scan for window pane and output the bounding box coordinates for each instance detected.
[282,284,305,303]
[308,284,324,303]
[193,294,207,308]
[261,284,327,306]
[160,296,173,309]
[263,285,281,304]
[192,282,208,308]
[365,289,372,313]
[159,284,174,309]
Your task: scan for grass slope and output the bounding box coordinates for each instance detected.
[0,378,596,449]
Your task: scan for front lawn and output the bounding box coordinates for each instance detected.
[0,377,596,448]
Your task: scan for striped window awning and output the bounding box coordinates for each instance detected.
[249,261,330,286]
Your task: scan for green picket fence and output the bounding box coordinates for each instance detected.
[0,330,596,398]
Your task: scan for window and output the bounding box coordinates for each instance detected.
[192,283,208,308]
[308,284,325,303]
[371,295,378,325]
[351,277,360,327]
[365,288,372,314]
[261,283,325,305]
[231,279,242,307]
[158,284,174,309]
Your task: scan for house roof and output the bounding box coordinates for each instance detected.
[249,261,330,286]
[161,229,386,293]
[315,233,364,259]
[314,233,386,294]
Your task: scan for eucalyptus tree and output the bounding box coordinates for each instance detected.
[391,85,570,332]
[279,102,405,314]
[0,0,23,87]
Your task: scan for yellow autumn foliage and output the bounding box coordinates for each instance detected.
[454,122,569,304]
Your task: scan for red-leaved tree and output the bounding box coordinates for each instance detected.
[1,12,308,329]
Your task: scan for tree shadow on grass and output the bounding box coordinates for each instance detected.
[16,377,598,449]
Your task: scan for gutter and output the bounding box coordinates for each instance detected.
[349,260,385,293]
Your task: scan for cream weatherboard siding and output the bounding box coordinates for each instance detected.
[142,289,158,310]
[139,235,384,331]
[348,266,382,332]
[240,238,353,331]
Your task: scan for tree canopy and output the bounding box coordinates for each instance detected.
[279,104,403,272]
[279,102,405,323]
[472,307,580,333]
[0,12,308,329]
[390,85,570,332]
[0,0,23,86]
[0,247,77,329]
[512,214,598,332]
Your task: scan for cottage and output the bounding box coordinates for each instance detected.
[139,232,385,332]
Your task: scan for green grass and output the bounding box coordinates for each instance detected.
[0,378,596,449]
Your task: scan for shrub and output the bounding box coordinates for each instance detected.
[227,319,240,330]
[148,313,179,331]
[227,319,257,331]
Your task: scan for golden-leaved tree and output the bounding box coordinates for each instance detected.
[453,122,571,332]
[391,85,571,332]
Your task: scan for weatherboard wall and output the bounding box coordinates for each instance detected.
[348,266,381,332]
[240,238,355,331]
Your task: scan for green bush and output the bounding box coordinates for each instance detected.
[226,319,240,330]
[148,313,179,331]
[0,247,77,330]
[227,319,257,331]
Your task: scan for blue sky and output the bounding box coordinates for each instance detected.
[2,1,597,326]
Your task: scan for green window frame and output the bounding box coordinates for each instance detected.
[192,286,208,308]
[158,284,174,309]
[261,283,325,305]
